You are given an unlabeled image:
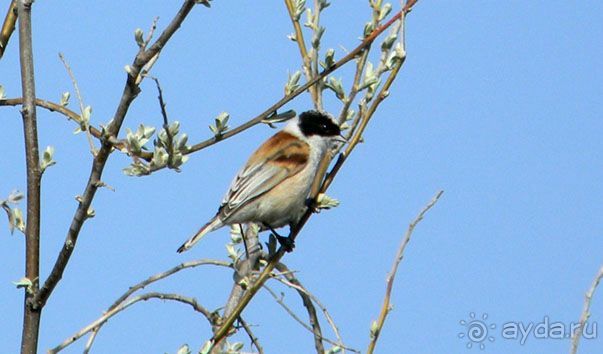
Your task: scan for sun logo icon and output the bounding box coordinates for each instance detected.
[458,312,496,350]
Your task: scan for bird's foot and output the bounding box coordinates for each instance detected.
[267,225,295,252]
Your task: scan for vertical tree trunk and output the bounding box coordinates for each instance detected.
[17,1,42,353]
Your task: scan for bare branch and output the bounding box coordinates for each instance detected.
[0,0,17,59]
[366,190,444,354]
[237,317,264,354]
[263,285,324,353]
[273,262,353,352]
[16,0,42,352]
[0,97,129,152]
[33,0,200,310]
[50,292,213,354]
[110,258,231,311]
[570,264,603,354]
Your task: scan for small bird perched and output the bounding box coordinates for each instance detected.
[177,110,344,253]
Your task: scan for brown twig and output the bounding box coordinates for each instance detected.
[49,292,214,354]
[0,0,17,59]
[366,190,443,354]
[16,1,42,353]
[33,0,200,310]
[263,285,325,353]
[237,317,264,354]
[284,0,318,105]
[0,97,128,151]
[570,264,603,354]
[272,262,355,353]
[149,76,176,167]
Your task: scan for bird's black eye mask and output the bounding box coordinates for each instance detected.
[298,110,341,137]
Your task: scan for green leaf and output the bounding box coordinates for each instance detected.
[378,3,392,21]
[196,0,212,7]
[134,28,144,47]
[199,341,213,354]
[0,85,6,99]
[175,344,191,354]
[59,91,70,106]
[285,70,302,96]
[12,277,32,290]
[316,193,340,210]
[12,208,25,233]
[40,146,57,173]
[81,105,92,125]
[324,76,345,100]
[326,346,342,354]
[7,190,24,204]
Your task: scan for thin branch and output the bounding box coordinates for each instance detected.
[109,258,231,311]
[78,258,231,354]
[58,52,97,155]
[49,292,213,354]
[284,0,318,105]
[16,1,42,353]
[570,265,603,354]
[149,76,176,167]
[0,0,17,59]
[213,225,262,353]
[0,97,129,152]
[237,317,264,354]
[263,285,324,353]
[33,0,200,310]
[366,190,444,354]
[273,262,352,352]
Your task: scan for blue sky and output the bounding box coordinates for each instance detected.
[1,1,602,353]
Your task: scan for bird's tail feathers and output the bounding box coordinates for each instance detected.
[177,217,222,253]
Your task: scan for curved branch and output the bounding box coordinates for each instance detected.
[109,258,231,312]
[49,292,213,354]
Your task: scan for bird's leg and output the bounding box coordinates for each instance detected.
[239,224,250,259]
[267,225,295,252]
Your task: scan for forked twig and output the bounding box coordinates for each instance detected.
[366,190,443,354]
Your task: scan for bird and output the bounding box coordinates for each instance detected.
[177,110,344,253]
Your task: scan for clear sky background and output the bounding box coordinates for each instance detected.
[1,1,602,354]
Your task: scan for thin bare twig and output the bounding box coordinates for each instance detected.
[366,190,443,354]
[33,0,200,310]
[58,52,97,155]
[263,285,326,352]
[570,264,603,354]
[272,263,354,352]
[283,0,318,105]
[149,76,176,167]
[237,317,264,354]
[50,292,213,354]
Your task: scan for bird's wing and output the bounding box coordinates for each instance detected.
[218,131,309,221]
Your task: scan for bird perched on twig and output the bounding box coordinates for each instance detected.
[177,110,345,253]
